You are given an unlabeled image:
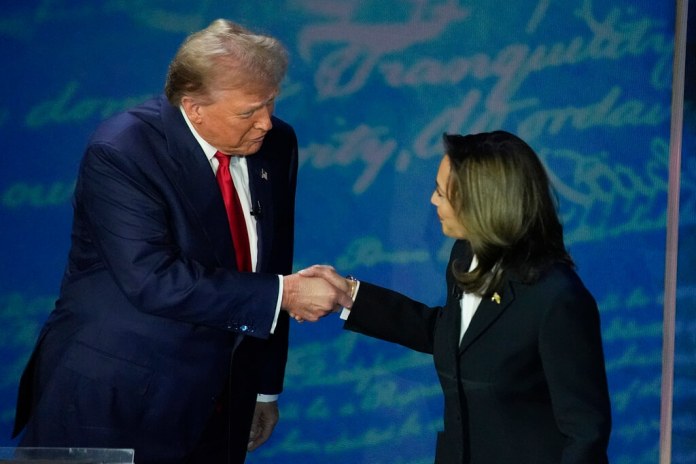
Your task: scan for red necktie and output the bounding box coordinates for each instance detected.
[214,152,252,272]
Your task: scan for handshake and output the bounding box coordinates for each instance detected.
[281,265,354,322]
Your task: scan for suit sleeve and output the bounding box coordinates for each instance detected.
[344,282,441,355]
[538,282,612,464]
[344,240,468,354]
[75,142,278,337]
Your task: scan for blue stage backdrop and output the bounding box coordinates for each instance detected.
[1,1,694,463]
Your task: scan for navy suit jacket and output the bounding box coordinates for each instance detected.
[13,95,297,462]
[345,240,612,464]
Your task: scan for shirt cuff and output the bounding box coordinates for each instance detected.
[339,279,360,320]
[257,394,279,403]
[270,275,282,334]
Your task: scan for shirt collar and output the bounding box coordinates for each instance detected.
[179,106,217,163]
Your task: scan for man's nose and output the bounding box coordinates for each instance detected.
[254,106,273,131]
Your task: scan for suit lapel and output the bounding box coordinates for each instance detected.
[246,148,274,272]
[458,279,516,354]
[157,98,236,269]
[444,290,464,362]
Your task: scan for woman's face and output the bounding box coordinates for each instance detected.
[431,155,468,239]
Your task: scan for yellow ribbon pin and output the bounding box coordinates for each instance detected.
[491,292,501,304]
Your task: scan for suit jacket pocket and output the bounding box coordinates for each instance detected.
[63,341,153,395]
[460,378,493,391]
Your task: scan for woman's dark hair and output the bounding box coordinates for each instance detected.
[443,131,573,296]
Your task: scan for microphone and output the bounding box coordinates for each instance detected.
[250,201,262,218]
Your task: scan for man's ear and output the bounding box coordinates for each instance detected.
[181,96,202,124]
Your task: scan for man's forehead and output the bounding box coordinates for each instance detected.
[213,86,278,105]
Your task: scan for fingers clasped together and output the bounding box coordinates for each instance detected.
[281,265,353,323]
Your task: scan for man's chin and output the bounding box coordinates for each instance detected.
[226,143,263,157]
[243,139,265,156]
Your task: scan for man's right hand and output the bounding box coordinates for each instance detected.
[281,266,352,322]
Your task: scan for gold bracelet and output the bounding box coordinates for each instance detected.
[346,275,358,301]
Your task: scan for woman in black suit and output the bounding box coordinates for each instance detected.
[305,131,612,464]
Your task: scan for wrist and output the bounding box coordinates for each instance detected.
[346,275,358,302]
[280,274,298,310]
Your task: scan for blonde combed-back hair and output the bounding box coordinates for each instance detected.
[165,19,288,106]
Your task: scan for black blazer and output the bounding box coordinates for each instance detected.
[345,240,611,464]
[14,96,297,462]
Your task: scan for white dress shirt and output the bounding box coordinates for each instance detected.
[459,256,482,342]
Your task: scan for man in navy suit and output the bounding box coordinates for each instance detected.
[13,19,352,463]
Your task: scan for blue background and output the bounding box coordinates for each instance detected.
[1,1,694,463]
